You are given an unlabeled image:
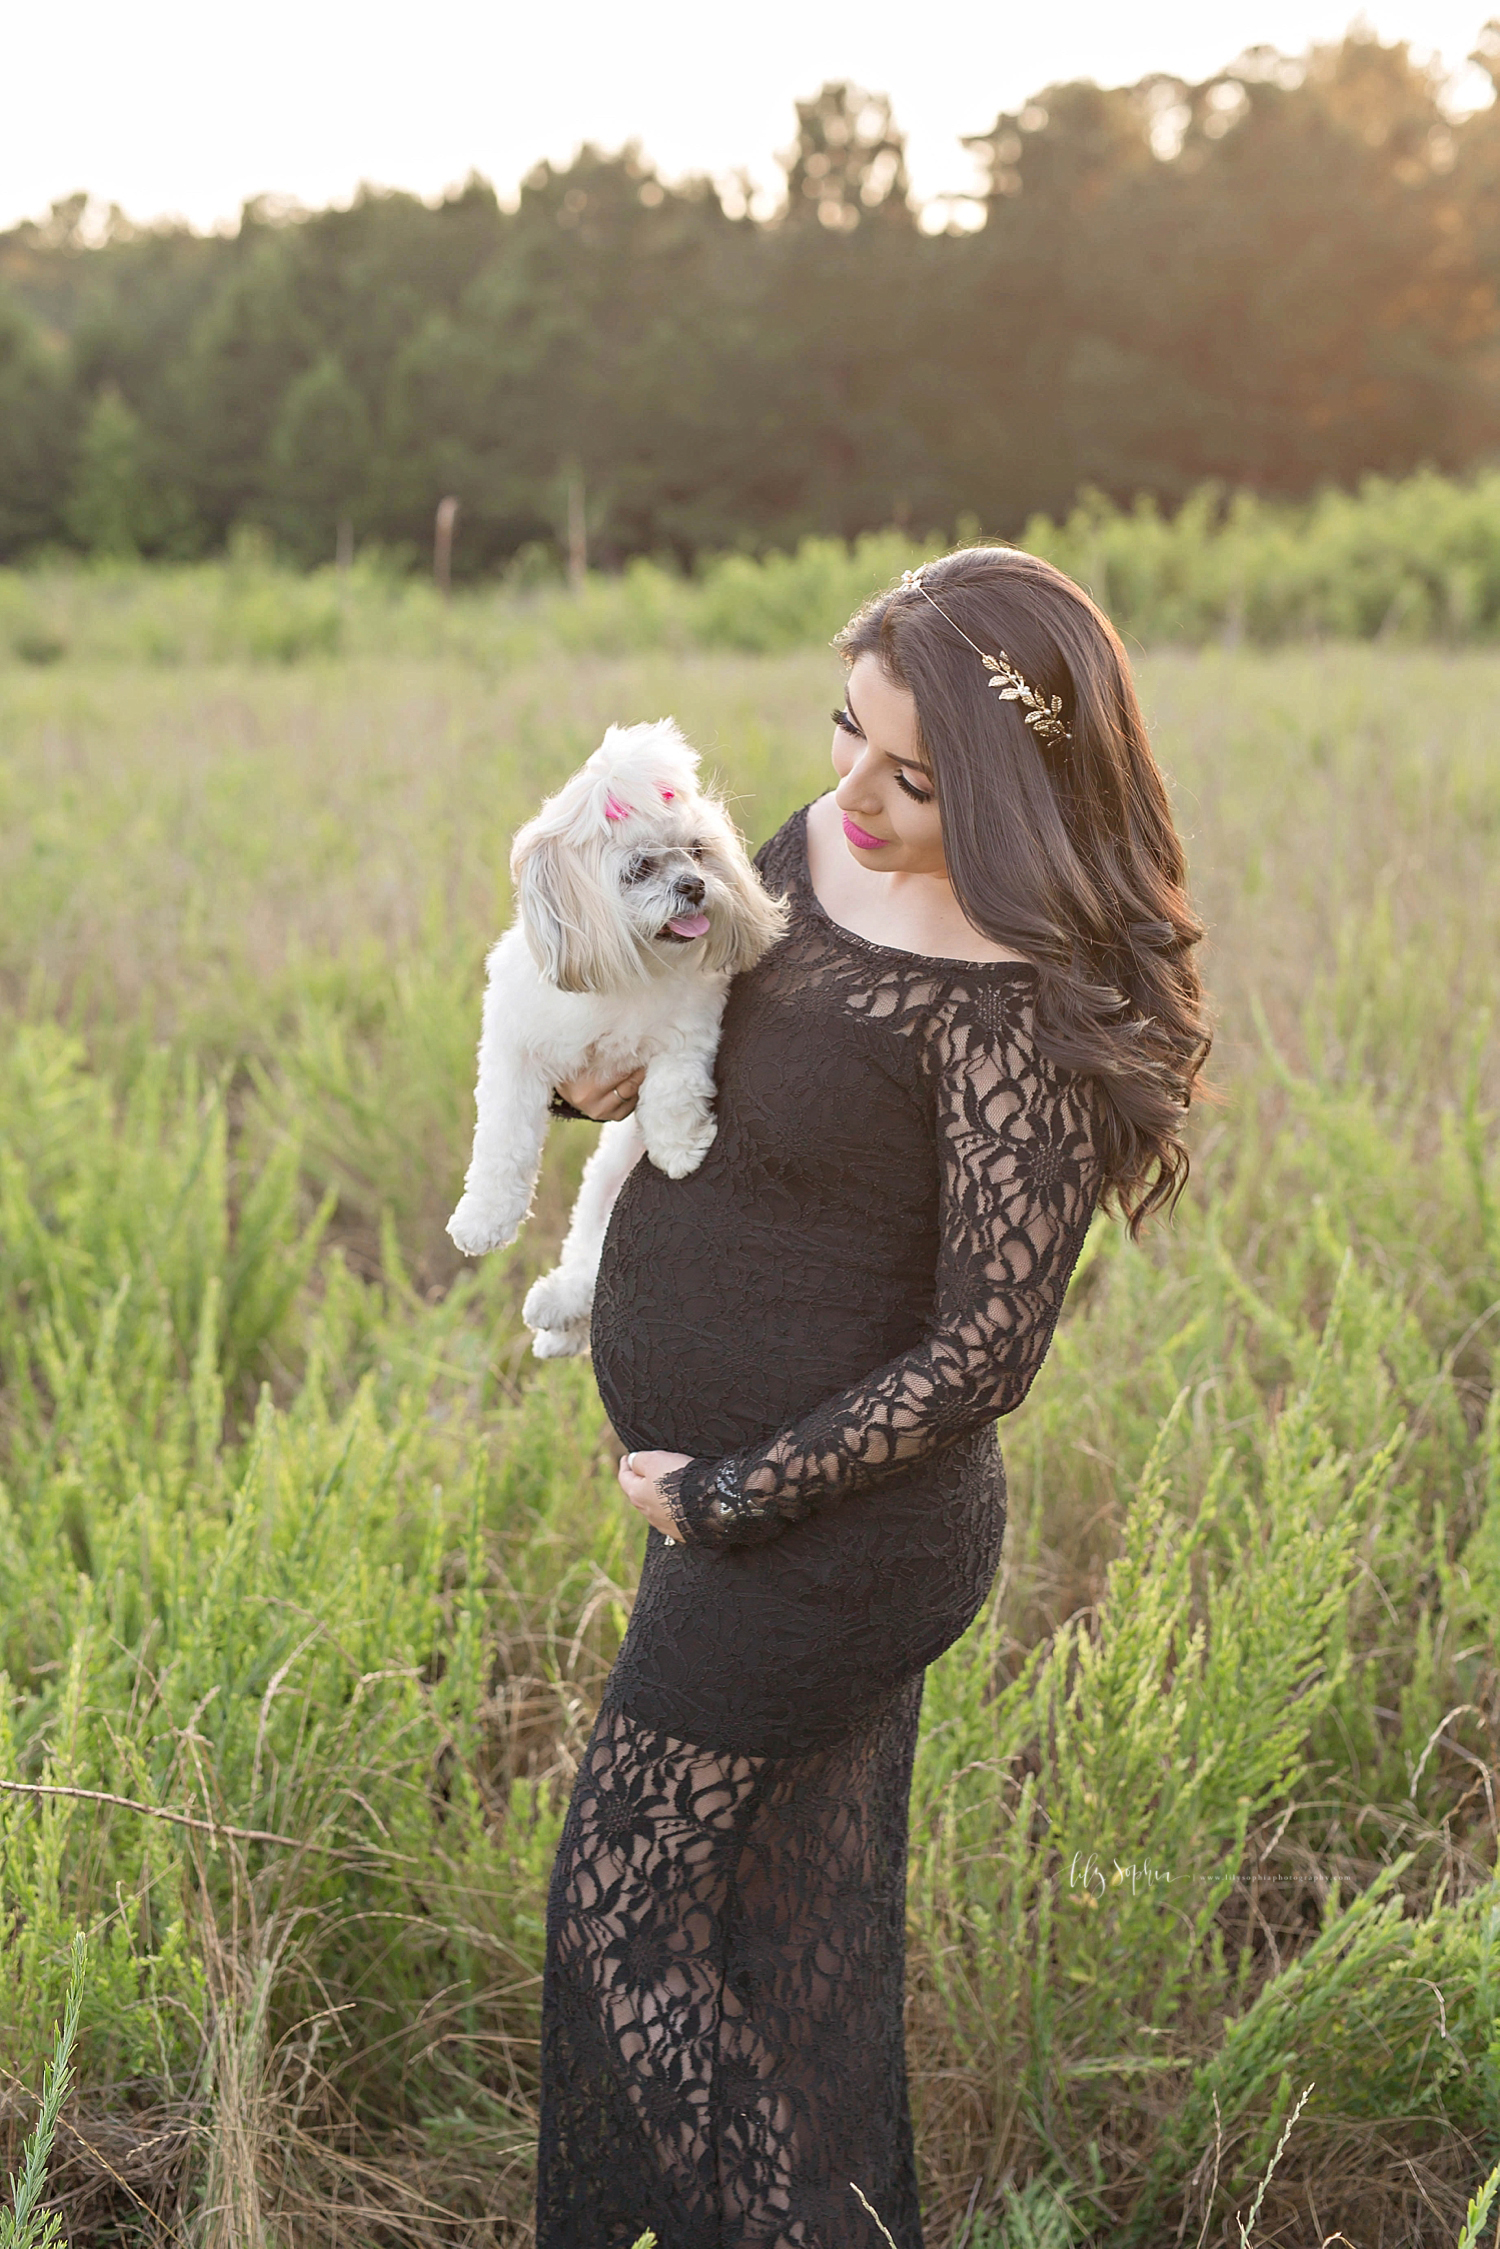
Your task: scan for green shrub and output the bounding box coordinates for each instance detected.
[15,468,1500,669]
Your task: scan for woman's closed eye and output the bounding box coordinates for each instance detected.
[833,704,933,802]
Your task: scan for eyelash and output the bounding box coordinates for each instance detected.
[833,708,934,804]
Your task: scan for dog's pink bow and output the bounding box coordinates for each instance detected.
[603,791,633,822]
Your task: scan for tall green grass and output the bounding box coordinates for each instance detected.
[10,465,1500,672]
[0,627,1496,2243]
[1,1935,86,2249]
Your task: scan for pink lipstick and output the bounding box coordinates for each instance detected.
[842,814,888,850]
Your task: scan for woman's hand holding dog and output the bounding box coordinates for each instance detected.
[618,1449,693,1542]
[556,1064,645,1120]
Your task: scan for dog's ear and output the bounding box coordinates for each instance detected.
[513,828,642,994]
[699,801,791,977]
[513,829,592,992]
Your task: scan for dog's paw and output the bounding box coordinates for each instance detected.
[647,1116,717,1180]
[530,1319,591,1360]
[523,1268,594,1332]
[446,1196,519,1257]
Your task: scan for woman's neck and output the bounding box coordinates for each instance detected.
[804,794,1029,965]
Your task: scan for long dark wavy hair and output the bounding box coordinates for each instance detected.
[837,547,1211,1235]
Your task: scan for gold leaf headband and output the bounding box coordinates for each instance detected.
[900,568,1071,746]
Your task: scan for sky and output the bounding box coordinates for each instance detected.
[2,0,1493,237]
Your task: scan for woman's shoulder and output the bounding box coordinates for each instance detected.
[751,801,811,887]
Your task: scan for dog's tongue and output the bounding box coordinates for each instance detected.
[667,912,711,939]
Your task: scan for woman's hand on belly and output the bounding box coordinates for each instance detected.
[618,1450,694,1542]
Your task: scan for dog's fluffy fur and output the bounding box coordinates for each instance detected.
[446,719,787,1356]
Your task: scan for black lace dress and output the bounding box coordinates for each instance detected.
[536,801,1101,2249]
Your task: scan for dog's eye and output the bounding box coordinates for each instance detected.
[689,843,706,862]
[623,856,651,884]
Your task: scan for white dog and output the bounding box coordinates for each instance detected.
[446,719,787,1356]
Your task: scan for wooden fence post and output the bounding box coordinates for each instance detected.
[566,472,587,592]
[434,495,460,597]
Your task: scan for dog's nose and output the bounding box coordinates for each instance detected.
[678,876,706,907]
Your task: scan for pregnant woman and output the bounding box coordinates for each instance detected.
[535,548,1210,2248]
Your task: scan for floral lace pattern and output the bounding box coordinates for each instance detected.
[537,802,1101,2246]
[539,1687,924,2249]
[656,813,1100,1546]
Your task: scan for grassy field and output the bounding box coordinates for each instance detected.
[0,617,1498,2246]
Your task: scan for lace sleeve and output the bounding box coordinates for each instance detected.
[660,990,1101,1549]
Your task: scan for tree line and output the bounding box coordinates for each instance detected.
[3,29,1499,576]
